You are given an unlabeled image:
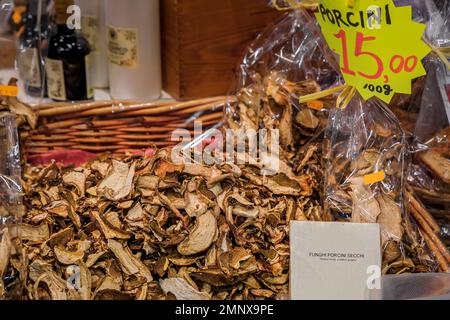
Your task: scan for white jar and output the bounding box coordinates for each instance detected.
[76,0,109,88]
[105,0,161,100]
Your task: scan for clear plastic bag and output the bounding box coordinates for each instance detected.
[321,95,436,273]
[388,1,450,248]
[406,55,449,245]
[0,112,24,299]
[226,8,342,167]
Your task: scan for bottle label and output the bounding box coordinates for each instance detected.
[107,26,138,68]
[80,15,98,52]
[45,58,67,101]
[85,54,94,99]
[17,48,41,88]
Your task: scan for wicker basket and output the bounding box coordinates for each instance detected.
[23,96,231,156]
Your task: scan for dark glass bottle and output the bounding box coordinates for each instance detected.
[17,0,52,97]
[46,0,93,101]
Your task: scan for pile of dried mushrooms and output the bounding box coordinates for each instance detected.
[1,73,448,300]
[2,146,320,300]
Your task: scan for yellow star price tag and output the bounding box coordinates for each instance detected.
[315,0,431,103]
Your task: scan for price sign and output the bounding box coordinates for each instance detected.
[315,0,430,103]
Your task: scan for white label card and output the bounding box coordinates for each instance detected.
[45,58,66,101]
[290,221,381,300]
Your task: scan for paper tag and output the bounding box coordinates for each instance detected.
[107,26,138,68]
[290,221,381,300]
[316,0,430,103]
[0,85,18,97]
[45,58,67,101]
[363,170,385,185]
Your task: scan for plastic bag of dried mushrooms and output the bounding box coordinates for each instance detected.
[0,111,24,299]
[405,56,450,249]
[323,0,449,274]
[226,7,342,170]
[323,93,443,273]
[390,0,450,252]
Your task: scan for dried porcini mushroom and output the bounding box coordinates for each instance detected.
[98,160,135,201]
[54,240,91,265]
[45,200,70,218]
[1,78,37,128]
[159,277,210,300]
[0,229,12,297]
[107,240,152,282]
[62,171,86,196]
[376,195,404,246]
[349,177,381,224]
[295,108,319,130]
[20,224,50,244]
[177,211,218,256]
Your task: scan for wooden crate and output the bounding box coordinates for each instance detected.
[161,0,284,100]
[0,37,16,69]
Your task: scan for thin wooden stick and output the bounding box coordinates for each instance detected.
[116,127,178,133]
[26,141,76,147]
[412,186,450,204]
[421,230,449,273]
[36,101,119,111]
[26,148,50,154]
[185,119,222,128]
[57,100,174,118]
[195,111,223,122]
[69,137,126,144]
[43,118,153,129]
[112,97,226,117]
[33,128,77,134]
[31,134,74,141]
[115,134,175,140]
[71,145,123,151]
[141,115,184,123]
[406,191,441,234]
[176,111,223,125]
[84,124,141,130]
[43,119,86,130]
[66,131,119,137]
[118,141,177,147]
[71,97,223,117]
[408,203,450,264]
[38,100,130,116]
[177,101,225,115]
